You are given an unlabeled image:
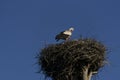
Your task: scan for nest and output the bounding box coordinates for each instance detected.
[37,38,107,80]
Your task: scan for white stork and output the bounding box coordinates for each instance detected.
[55,27,74,41]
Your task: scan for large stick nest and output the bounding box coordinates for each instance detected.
[37,38,107,80]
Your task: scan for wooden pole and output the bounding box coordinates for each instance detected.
[83,65,93,80]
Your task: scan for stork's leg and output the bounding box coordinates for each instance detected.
[66,36,70,41]
[65,38,69,42]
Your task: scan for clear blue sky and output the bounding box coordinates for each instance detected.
[0,0,120,80]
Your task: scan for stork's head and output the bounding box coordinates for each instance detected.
[69,27,74,32]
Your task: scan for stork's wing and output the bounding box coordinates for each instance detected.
[55,31,64,41]
[55,31,70,41]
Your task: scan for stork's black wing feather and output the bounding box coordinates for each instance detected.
[55,31,69,41]
[55,31,64,41]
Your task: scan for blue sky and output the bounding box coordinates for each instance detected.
[0,0,120,80]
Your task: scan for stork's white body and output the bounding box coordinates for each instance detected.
[63,30,72,35]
